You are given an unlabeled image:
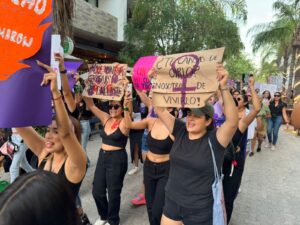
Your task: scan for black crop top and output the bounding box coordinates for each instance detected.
[147,120,173,155]
[100,118,128,148]
[39,158,82,198]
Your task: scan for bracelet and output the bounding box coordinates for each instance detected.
[220,87,228,91]
[60,69,67,74]
[52,95,62,101]
[123,107,129,111]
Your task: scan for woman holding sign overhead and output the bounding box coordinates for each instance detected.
[83,89,130,225]
[154,64,238,225]
[124,91,175,225]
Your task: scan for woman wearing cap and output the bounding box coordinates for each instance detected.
[154,65,238,225]
[266,91,289,150]
[83,94,130,225]
[222,76,261,223]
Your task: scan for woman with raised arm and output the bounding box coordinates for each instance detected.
[53,54,92,225]
[266,91,289,150]
[222,75,261,223]
[83,92,130,225]
[124,94,175,225]
[154,65,238,225]
[15,62,87,221]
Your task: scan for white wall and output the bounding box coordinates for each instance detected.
[98,0,127,41]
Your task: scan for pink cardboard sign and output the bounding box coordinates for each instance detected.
[132,56,158,91]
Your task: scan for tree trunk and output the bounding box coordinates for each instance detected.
[282,48,289,88]
[293,49,300,102]
[288,46,297,92]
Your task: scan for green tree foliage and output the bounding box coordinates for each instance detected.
[120,0,246,66]
[225,54,256,80]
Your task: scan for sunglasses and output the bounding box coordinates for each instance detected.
[274,95,281,97]
[109,104,121,110]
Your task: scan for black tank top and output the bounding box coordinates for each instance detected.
[100,118,128,148]
[39,157,82,198]
[147,120,173,155]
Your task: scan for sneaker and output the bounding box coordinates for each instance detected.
[256,147,261,152]
[81,213,92,225]
[94,218,107,225]
[271,145,276,151]
[238,188,242,193]
[264,143,271,148]
[249,152,254,157]
[131,193,146,206]
[128,166,138,175]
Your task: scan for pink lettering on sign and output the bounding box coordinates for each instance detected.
[132,56,158,91]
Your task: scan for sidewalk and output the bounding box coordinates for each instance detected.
[1,127,299,225]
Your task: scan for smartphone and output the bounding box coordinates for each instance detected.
[126,83,132,99]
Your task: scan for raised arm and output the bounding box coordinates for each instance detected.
[124,97,149,130]
[136,90,152,108]
[15,127,45,159]
[291,100,300,129]
[216,65,238,147]
[239,76,261,133]
[55,54,77,113]
[154,107,175,134]
[38,61,86,177]
[83,96,110,125]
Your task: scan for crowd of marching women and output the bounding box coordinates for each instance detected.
[0,54,299,225]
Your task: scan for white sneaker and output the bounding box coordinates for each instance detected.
[264,143,271,148]
[94,218,107,225]
[271,145,276,151]
[128,166,138,175]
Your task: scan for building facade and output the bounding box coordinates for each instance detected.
[71,0,132,64]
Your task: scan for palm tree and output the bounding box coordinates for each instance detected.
[248,0,300,90]
[248,18,293,86]
[53,0,75,41]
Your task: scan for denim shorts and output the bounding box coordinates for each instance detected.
[141,130,149,152]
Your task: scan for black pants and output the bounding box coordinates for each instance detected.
[144,158,170,225]
[222,153,245,224]
[92,149,128,225]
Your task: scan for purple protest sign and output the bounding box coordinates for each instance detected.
[64,61,83,90]
[0,1,53,128]
[132,56,158,91]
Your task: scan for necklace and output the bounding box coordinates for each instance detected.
[111,119,122,129]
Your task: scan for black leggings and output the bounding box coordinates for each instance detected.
[144,158,170,225]
[222,154,245,224]
[92,149,128,225]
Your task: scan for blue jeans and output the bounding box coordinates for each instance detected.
[10,134,34,183]
[80,120,91,151]
[267,116,282,145]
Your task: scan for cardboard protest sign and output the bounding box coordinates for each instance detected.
[132,56,158,91]
[0,0,53,128]
[151,48,225,108]
[83,64,127,101]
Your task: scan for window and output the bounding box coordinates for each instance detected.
[85,0,99,7]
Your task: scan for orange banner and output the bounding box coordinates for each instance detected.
[0,0,53,80]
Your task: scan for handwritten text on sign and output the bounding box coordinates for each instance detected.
[0,0,53,81]
[151,48,225,108]
[83,64,127,101]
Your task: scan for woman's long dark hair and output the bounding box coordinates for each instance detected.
[0,171,80,225]
[262,90,271,100]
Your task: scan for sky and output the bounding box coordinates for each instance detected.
[239,0,276,67]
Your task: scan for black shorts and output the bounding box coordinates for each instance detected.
[163,195,213,225]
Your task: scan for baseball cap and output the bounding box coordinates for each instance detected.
[188,103,215,118]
